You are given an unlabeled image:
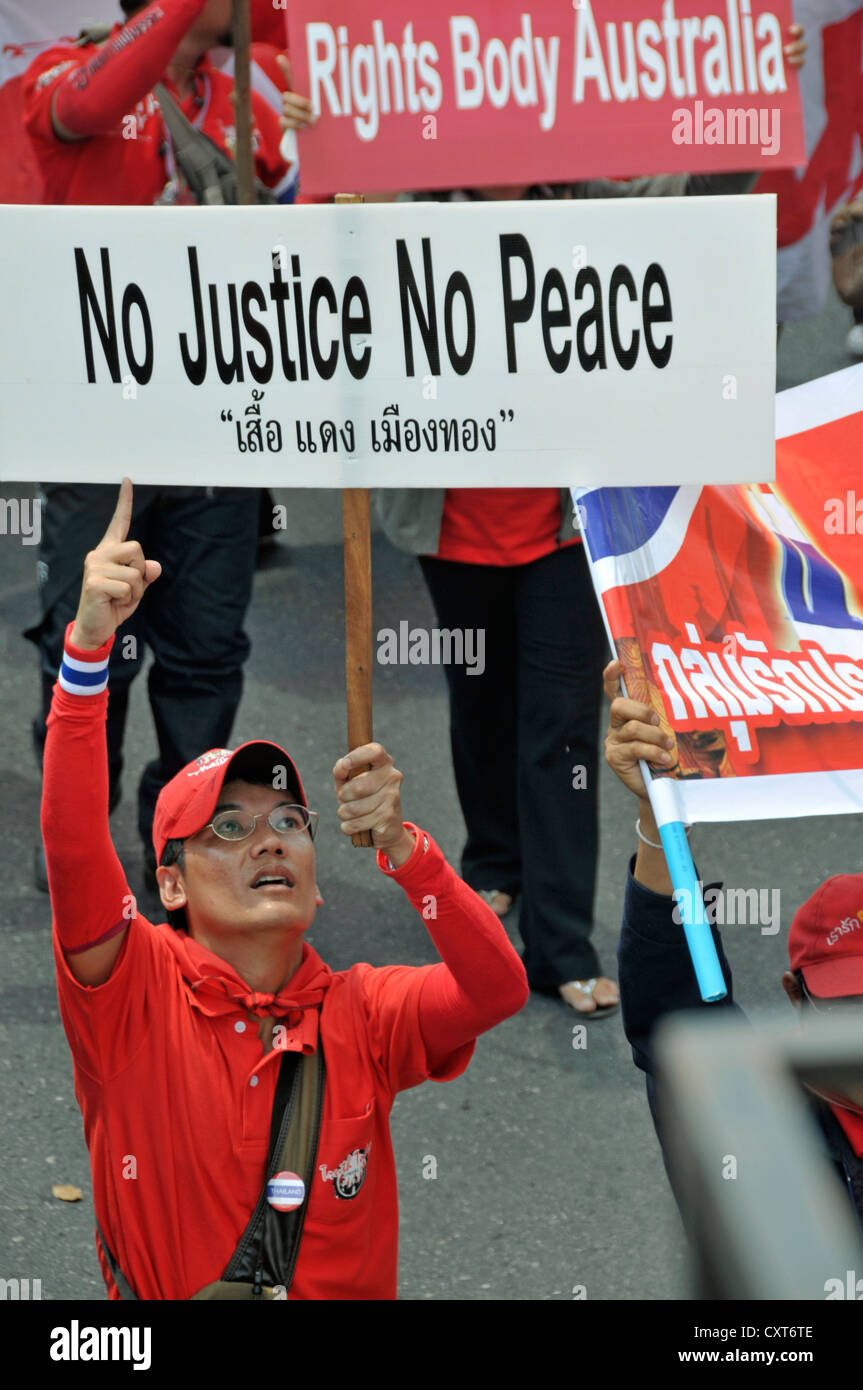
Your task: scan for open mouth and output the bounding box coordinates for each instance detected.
[251,872,295,891]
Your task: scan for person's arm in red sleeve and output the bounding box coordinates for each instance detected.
[377,825,529,1066]
[43,626,133,979]
[42,480,162,985]
[335,745,529,1069]
[50,0,210,141]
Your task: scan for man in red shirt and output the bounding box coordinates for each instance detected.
[43,480,529,1300]
[22,0,295,206]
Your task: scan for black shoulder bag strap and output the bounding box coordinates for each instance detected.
[152,81,277,207]
[198,1038,326,1299]
[96,1036,326,1300]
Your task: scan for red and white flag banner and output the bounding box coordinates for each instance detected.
[576,364,863,826]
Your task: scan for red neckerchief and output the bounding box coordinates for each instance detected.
[156,926,332,1054]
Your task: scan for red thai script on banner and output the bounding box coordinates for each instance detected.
[288,0,806,196]
[650,631,863,767]
[580,398,863,787]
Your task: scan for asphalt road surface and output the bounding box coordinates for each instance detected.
[0,284,858,1302]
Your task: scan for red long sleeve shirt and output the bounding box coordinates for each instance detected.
[42,632,528,1300]
[23,7,293,206]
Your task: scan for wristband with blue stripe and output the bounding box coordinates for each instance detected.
[59,648,110,696]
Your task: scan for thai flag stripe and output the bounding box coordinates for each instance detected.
[573,485,702,598]
[573,486,681,563]
[62,650,108,673]
[58,652,109,695]
[775,362,863,440]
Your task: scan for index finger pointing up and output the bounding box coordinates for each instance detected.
[102,477,133,544]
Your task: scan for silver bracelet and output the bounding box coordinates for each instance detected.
[636,818,692,850]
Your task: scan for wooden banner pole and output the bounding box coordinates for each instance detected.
[231,0,255,206]
[336,193,374,848]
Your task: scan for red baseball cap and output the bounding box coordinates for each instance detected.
[153,741,307,867]
[788,874,863,997]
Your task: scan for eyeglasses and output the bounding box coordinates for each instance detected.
[799,977,863,1016]
[205,805,318,843]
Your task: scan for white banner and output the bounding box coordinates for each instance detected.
[0,198,776,486]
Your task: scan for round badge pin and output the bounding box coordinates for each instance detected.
[267,1170,305,1212]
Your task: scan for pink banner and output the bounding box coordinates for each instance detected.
[288,0,806,196]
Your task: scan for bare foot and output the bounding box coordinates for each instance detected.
[558,977,620,1016]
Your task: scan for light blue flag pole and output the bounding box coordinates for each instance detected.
[573,488,727,1003]
[642,771,727,1003]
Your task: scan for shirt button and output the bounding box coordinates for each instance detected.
[249,1075,259,1087]
[235,1021,246,1033]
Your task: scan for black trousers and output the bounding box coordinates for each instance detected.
[419,542,608,987]
[26,484,259,856]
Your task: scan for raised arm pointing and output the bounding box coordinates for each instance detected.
[70,478,161,651]
[45,479,161,988]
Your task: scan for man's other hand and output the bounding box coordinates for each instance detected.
[70,478,161,651]
[333,743,415,864]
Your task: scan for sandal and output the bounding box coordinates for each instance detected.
[558,977,620,1018]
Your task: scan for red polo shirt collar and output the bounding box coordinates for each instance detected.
[157,929,333,1052]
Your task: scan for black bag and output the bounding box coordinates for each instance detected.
[96,1040,326,1300]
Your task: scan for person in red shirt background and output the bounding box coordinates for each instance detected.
[22,0,295,205]
[43,480,529,1299]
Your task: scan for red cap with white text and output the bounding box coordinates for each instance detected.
[788,874,863,997]
[152,741,306,867]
